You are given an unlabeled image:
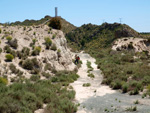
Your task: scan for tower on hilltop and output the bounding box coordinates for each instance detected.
[55,7,58,17]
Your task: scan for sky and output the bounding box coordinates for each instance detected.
[0,0,150,32]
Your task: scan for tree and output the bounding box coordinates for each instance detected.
[48,17,62,30]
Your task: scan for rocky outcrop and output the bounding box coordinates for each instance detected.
[0,25,75,82]
[112,37,150,53]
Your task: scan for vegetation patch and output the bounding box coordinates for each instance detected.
[0,71,78,113]
[125,106,137,111]
[44,37,52,49]
[9,63,23,76]
[5,54,14,61]
[83,83,91,87]
[6,36,12,41]
[32,46,41,56]
[48,17,62,30]
[87,73,95,78]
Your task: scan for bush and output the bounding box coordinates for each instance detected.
[111,80,122,89]
[8,38,18,49]
[22,58,41,74]
[9,63,23,76]
[22,59,33,70]
[32,46,41,56]
[30,75,40,81]
[83,83,91,87]
[52,34,56,39]
[87,73,95,78]
[6,36,12,41]
[33,32,36,35]
[32,38,37,45]
[0,77,8,85]
[44,63,52,71]
[125,106,137,111]
[48,17,62,30]
[87,60,92,68]
[5,54,14,61]
[0,28,1,33]
[44,37,52,49]
[17,47,30,59]
[0,48,2,53]
[57,49,61,57]
[122,83,128,93]
[4,45,11,53]
[42,72,51,79]
[51,43,57,51]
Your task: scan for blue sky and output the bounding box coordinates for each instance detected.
[0,0,150,32]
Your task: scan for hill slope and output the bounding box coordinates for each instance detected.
[0,25,75,83]
[66,23,140,51]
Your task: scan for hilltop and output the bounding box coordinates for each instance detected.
[7,16,76,34]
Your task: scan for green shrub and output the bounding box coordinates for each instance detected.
[134,100,139,104]
[8,38,18,49]
[48,17,62,30]
[44,63,52,71]
[0,48,2,53]
[44,37,52,49]
[4,45,11,53]
[5,54,14,61]
[111,80,122,89]
[32,38,37,44]
[9,63,23,76]
[22,59,33,70]
[33,32,36,35]
[30,75,40,81]
[52,34,56,39]
[23,26,26,31]
[22,47,30,56]
[87,60,92,68]
[57,49,61,57]
[0,71,78,113]
[32,46,41,56]
[125,106,137,111]
[22,58,40,71]
[6,36,12,41]
[87,73,95,78]
[51,77,58,82]
[51,43,57,51]
[0,77,8,85]
[122,83,128,93]
[83,83,91,87]
[3,45,16,57]
[42,72,51,79]
[0,28,1,33]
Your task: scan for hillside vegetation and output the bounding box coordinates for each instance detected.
[66,23,140,51]
[0,23,78,112]
[8,16,76,34]
[66,22,150,96]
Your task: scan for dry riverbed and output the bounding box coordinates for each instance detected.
[71,52,150,113]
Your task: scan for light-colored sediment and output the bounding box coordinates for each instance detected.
[71,52,116,113]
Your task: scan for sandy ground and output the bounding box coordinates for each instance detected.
[71,52,116,113]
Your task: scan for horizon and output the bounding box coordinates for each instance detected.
[0,0,150,32]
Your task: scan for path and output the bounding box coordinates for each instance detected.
[71,52,150,113]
